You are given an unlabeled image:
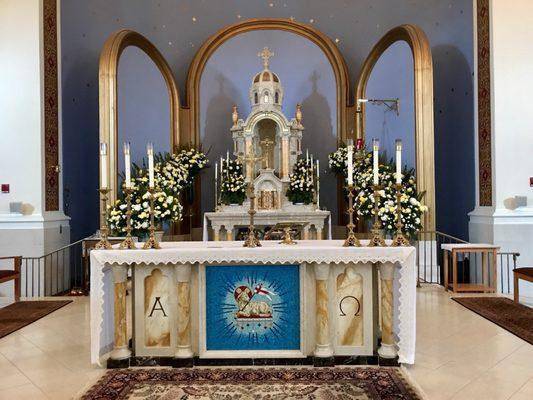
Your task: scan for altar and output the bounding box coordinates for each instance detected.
[90,240,417,367]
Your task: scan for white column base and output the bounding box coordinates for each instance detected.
[174,345,194,359]
[314,343,334,358]
[110,346,131,360]
[377,343,397,359]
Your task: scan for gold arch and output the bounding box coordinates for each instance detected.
[99,29,180,199]
[184,18,351,146]
[354,24,435,231]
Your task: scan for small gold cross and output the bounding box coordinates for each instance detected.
[258,47,274,69]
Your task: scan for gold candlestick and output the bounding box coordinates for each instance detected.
[368,185,387,247]
[142,188,161,249]
[343,184,361,247]
[119,187,136,250]
[391,183,410,247]
[95,188,112,250]
[243,181,261,248]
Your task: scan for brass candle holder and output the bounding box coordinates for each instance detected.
[95,188,112,250]
[368,185,387,247]
[343,184,361,247]
[142,187,161,250]
[391,183,410,247]
[243,181,261,248]
[119,187,136,250]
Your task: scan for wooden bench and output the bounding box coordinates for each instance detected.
[513,267,533,303]
[0,256,21,301]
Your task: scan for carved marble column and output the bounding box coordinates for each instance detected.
[302,226,310,240]
[245,136,253,181]
[175,263,193,359]
[213,225,221,241]
[281,136,289,181]
[225,225,233,241]
[110,264,131,360]
[378,262,398,359]
[314,263,333,360]
[316,224,323,240]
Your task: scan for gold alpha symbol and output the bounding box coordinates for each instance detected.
[258,47,274,69]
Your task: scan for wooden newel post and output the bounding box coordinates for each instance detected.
[175,263,193,360]
[378,262,398,359]
[313,263,333,364]
[110,264,131,360]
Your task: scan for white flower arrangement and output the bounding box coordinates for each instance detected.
[220,159,246,205]
[107,148,208,236]
[286,158,314,204]
[328,146,427,236]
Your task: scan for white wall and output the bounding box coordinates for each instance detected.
[0,0,44,215]
[0,0,70,300]
[470,0,533,302]
[492,0,533,209]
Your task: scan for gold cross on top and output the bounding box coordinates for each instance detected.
[258,47,274,69]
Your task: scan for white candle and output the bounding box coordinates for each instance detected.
[147,142,154,188]
[347,142,353,186]
[395,139,402,184]
[306,149,309,165]
[215,161,218,205]
[316,159,320,208]
[373,138,379,186]
[123,142,131,188]
[310,154,314,171]
[100,143,108,189]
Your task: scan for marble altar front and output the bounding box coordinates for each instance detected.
[90,241,417,367]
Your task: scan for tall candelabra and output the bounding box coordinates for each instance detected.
[142,188,161,249]
[243,181,261,248]
[119,187,136,250]
[368,185,387,247]
[343,185,361,247]
[95,188,112,249]
[391,183,410,247]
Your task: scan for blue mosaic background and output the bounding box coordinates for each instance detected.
[205,264,300,351]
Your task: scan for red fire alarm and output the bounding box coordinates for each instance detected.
[530,177,533,187]
[1,184,9,193]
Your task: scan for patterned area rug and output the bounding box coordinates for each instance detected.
[453,297,533,344]
[0,300,72,339]
[81,367,422,399]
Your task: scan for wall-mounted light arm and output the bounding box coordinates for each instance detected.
[357,98,400,116]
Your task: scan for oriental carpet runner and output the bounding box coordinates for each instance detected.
[452,297,533,345]
[81,367,423,400]
[0,300,72,338]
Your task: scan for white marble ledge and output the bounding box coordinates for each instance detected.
[91,240,416,267]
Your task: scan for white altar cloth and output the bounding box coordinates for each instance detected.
[90,240,417,365]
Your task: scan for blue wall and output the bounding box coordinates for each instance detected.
[61,0,474,241]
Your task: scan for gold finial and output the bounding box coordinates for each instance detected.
[295,104,303,124]
[232,105,238,127]
[258,47,274,70]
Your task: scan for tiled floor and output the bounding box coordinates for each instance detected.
[0,286,531,399]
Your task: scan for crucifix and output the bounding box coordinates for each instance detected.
[258,47,274,69]
[238,149,265,248]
